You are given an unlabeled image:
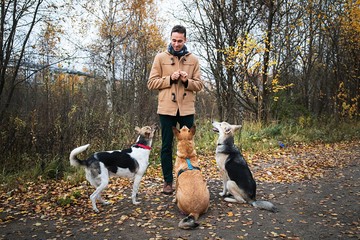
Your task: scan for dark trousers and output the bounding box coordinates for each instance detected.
[159,113,194,183]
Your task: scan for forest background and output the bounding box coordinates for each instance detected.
[0,0,359,181]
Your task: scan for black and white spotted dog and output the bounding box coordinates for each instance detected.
[69,124,157,212]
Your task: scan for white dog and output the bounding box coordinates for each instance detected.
[69,124,157,212]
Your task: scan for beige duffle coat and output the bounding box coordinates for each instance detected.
[147,51,204,116]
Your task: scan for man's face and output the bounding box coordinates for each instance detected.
[171,32,186,51]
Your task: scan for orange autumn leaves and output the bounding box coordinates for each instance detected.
[199,140,357,184]
[0,140,358,223]
[246,141,356,183]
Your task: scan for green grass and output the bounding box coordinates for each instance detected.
[193,118,360,153]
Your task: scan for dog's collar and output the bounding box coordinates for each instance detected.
[135,143,151,150]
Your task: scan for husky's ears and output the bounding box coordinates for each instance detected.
[224,126,232,134]
[233,125,242,131]
[225,124,242,134]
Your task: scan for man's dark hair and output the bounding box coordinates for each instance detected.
[171,25,186,37]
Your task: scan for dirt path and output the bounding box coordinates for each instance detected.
[1,141,359,240]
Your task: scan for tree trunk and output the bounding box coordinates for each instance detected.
[260,0,275,123]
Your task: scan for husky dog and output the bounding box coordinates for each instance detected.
[69,124,157,212]
[212,121,277,212]
[173,125,210,229]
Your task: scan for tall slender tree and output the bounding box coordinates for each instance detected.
[0,0,45,122]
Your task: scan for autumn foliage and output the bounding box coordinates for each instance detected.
[0,140,357,225]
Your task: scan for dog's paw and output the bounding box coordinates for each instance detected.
[224,197,238,203]
[102,201,110,205]
[219,192,226,197]
[93,207,100,213]
[133,201,141,205]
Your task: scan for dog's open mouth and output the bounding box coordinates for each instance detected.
[212,127,219,132]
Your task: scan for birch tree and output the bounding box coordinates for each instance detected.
[73,0,162,122]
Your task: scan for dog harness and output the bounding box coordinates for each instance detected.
[134,143,151,150]
[177,158,200,177]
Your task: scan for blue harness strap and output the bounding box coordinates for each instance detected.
[177,158,200,177]
[186,158,193,170]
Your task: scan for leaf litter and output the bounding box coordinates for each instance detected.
[0,140,359,239]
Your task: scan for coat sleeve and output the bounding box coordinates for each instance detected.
[147,53,171,90]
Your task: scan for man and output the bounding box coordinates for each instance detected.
[147,25,204,194]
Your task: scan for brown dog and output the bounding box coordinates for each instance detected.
[173,125,210,229]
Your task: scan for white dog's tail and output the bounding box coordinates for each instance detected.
[69,144,90,167]
[251,200,277,212]
[178,215,199,230]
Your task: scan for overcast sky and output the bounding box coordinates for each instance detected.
[55,0,189,72]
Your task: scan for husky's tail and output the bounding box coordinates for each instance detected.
[69,144,90,167]
[251,200,277,212]
[178,215,199,230]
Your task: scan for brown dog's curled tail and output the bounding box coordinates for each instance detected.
[178,215,199,230]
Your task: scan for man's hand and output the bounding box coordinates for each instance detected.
[171,71,180,82]
[179,71,188,82]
